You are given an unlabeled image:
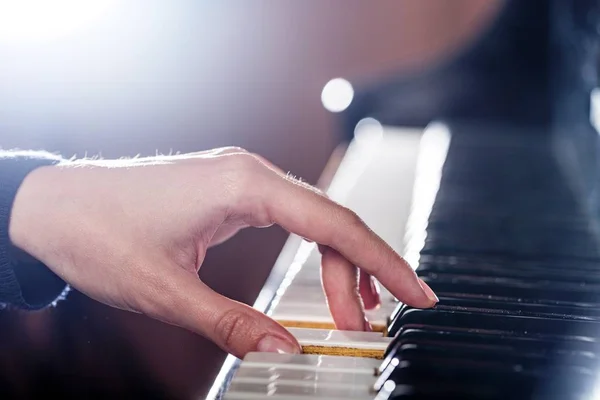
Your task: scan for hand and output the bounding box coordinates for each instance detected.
[9,147,438,358]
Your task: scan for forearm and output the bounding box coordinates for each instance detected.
[0,150,68,310]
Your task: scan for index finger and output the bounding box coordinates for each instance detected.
[261,172,438,309]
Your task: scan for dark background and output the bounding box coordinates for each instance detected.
[0,1,501,398]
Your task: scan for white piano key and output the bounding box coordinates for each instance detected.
[271,303,395,332]
[278,288,397,310]
[233,366,375,386]
[224,379,373,399]
[223,394,363,400]
[277,281,396,303]
[242,352,380,372]
[271,303,336,319]
[223,392,370,400]
[288,327,391,350]
[277,287,327,303]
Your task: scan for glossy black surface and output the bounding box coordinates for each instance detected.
[378,126,600,400]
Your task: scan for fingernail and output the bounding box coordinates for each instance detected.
[418,278,439,304]
[363,317,373,332]
[370,277,381,301]
[257,336,301,354]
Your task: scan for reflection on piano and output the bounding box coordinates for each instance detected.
[209,1,600,399]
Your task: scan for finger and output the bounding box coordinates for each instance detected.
[320,246,368,331]
[252,154,287,176]
[144,267,301,359]
[260,172,438,309]
[201,147,251,158]
[208,222,243,247]
[128,147,247,163]
[251,154,326,197]
[359,270,381,311]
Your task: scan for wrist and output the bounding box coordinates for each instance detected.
[9,164,59,264]
[0,152,68,309]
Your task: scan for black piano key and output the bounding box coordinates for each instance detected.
[405,340,592,369]
[419,275,600,305]
[417,261,600,283]
[421,238,600,260]
[387,307,600,338]
[386,325,600,357]
[419,254,600,272]
[396,325,598,352]
[431,295,600,320]
[386,332,597,366]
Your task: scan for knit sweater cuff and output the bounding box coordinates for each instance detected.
[0,151,69,310]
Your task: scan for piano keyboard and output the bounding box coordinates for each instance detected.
[211,121,600,400]
[373,125,600,400]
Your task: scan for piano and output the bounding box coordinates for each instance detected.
[209,1,600,399]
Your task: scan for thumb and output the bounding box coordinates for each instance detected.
[144,267,301,358]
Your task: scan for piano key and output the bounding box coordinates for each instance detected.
[242,352,380,372]
[276,282,396,303]
[223,380,373,400]
[417,261,600,283]
[271,303,393,333]
[419,254,600,272]
[419,274,600,305]
[395,340,595,370]
[388,306,600,339]
[421,234,600,259]
[233,365,376,386]
[387,325,600,359]
[287,327,392,359]
[407,295,600,321]
[232,367,376,390]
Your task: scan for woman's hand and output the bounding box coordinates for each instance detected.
[9,147,438,358]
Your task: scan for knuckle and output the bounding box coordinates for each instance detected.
[329,207,368,248]
[222,153,270,207]
[226,153,264,175]
[219,146,249,155]
[342,207,365,230]
[214,308,257,349]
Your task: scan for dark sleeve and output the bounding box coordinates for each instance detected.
[0,151,69,310]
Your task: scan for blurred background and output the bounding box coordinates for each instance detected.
[0,1,504,398]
